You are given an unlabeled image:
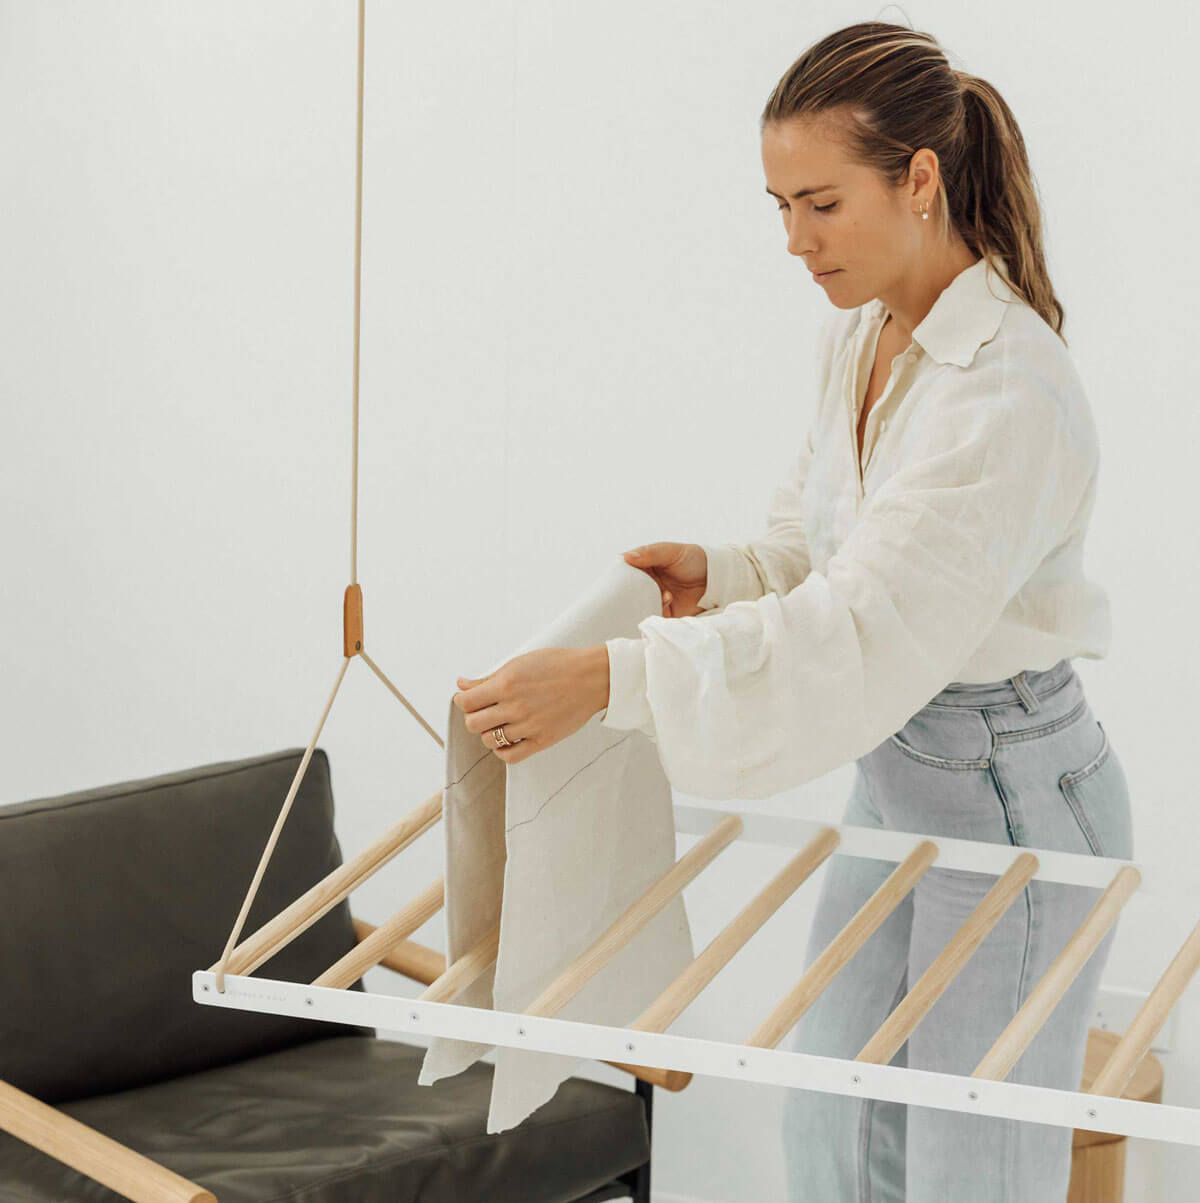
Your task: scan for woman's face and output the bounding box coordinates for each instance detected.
[762,116,936,308]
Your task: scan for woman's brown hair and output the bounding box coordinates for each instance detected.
[762,21,1066,341]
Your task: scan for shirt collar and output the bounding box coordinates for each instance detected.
[865,254,1022,369]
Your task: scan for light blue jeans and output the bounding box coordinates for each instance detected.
[781,658,1134,1202]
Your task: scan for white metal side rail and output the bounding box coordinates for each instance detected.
[194,790,1200,1149]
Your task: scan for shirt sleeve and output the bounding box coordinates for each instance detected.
[695,310,844,614]
[695,421,816,612]
[599,354,1094,798]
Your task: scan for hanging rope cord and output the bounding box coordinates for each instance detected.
[213,0,443,992]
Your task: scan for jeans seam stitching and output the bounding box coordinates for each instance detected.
[858,1094,874,1203]
[1059,724,1109,856]
[858,762,885,822]
[983,711,1019,848]
[994,696,1089,744]
[1060,777,1104,857]
[1059,721,1111,787]
[985,706,1032,1202]
[888,733,991,770]
[857,968,908,1203]
[923,672,1075,712]
[1008,886,1034,1197]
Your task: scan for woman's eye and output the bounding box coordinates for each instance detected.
[776,202,838,213]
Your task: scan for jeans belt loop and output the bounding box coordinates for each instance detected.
[1010,670,1040,714]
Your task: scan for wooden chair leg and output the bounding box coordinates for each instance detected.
[1068,1134,1126,1203]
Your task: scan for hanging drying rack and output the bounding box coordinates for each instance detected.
[194,0,1200,1149]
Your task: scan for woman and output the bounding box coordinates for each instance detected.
[452,20,1131,1201]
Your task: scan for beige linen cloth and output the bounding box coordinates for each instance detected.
[418,554,696,1133]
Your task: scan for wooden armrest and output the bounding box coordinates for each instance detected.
[0,1077,215,1203]
[351,916,691,1092]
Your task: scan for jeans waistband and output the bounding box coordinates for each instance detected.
[925,658,1076,712]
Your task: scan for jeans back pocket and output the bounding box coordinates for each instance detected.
[1058,721,1134,860]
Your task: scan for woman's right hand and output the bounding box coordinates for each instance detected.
[622,542,709,618]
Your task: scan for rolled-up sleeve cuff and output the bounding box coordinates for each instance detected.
[697,542,764,611]
[599,636,655,737]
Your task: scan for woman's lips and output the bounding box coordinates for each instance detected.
[813,269,841,282]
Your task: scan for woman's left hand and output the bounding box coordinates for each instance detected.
[453,645,611,765]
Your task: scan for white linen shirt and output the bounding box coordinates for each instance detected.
[599,254,1111,800]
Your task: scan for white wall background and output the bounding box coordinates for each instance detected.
[2,1,1196,1200]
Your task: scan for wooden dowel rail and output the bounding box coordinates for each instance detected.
[746,840,940,1050]
[314,879,444,988]
[633,827,842,1035]
[857,852,1040,1064]
[607,827,840,1090]
[371,925,691,1092]
[353,919,447,983]
[406,818,740,1092]
[420,923,502,1003]
[973,865,1143,1081]
[0,1078,215,1203]
[398,818,742,1090]
[523,815,744,1020]
[1088,918,1200,1098]
[210,789,442,982]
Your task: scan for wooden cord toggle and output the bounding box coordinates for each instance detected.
[343,584,364,656]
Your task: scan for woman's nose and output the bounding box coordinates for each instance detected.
[788,233,814,258]
[785,222,813,258]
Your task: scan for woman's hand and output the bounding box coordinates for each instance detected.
[453,645,610,764]
[623,542,709,618]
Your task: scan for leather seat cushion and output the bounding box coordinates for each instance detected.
[0,1035,650,1203]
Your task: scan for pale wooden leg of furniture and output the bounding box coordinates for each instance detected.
[1067,1133,1126,1203]
[0,1078,215,1203]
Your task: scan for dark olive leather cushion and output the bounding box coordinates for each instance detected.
[0,1035,650,1203]
[0,748,371,1104]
